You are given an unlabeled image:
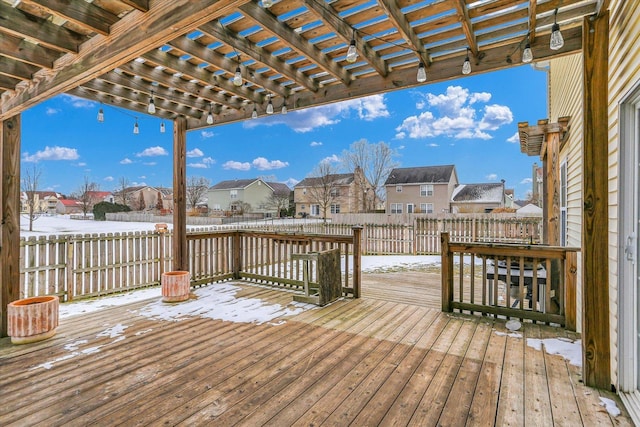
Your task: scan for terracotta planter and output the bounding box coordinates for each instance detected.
[161,271,191,302]
[8,296,59,345]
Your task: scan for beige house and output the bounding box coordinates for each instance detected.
[115,186,169,211]
[208,178,291,217]
[384,165,458,214]
[20,191,60,215]
[450,182,506,213]
[294,168,372,219]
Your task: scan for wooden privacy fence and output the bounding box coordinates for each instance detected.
[19,227,362,302]
[440,232,579,329]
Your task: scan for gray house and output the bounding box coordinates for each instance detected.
[384,165,458,214]
[207,178,291,217]
[450,182,507,213]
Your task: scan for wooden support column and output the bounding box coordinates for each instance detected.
[1,115,21,337]
[543,131,561,245]
[172,117,188,272]
[582,12,610,389]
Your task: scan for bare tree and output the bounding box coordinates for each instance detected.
[264,191,290,218]
[186,176,210,212]
[21,164,44,232]
[73,176,99,218]
[306,160,341,221]
[342,139,399,209]
[116,176,131,206]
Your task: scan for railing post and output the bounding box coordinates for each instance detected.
[232,231,241,280]
[352,225,363,298]
[441,232,453,312]
[66,236,74,302]
[565,250,578,331]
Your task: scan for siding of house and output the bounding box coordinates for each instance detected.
[385,183,451,214]
[606,0,640,387]
[548,53,584,331]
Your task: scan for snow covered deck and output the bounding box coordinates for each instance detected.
[0,277,631,426]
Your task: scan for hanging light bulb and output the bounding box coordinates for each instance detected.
[147,92,156,114]
[252,106,258,119]
[97,108,104,123]
[266,98,274,115]
[462,49,471,75]
[160,121,165,133]
[233,66,243,86]
[346,30,358,63]
[522,42,533,63]
[261,0,273,7]
[416,62,427,83]
[133,119,140,134]
[206,103,214,124]
[550,9,564,50]
[281,102,287,114]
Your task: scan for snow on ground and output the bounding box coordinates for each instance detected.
[21,215,161,236]
[599,397,622,417]
[526,337,582,367]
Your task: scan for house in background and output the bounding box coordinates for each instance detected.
[20,191,61,215]
[294,168,372,219]
[450,182,507,213]
[115,186,167,211]
[384,165,458,214]
[86,191,115,204]
[208,178,291,217]
[56,199,83,215]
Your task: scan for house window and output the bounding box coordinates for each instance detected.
[560,159,568,246]
[300,204,305,210]
[330,204,341,214]
[330,188,339,197]
[420,203,434,213]
[213,204,221,210]
[407,204,414,214]
[391,203,402,214]
[311,205,320,216]
[230,189,238,199]
[420,184,434,196]
[396,185,402,192]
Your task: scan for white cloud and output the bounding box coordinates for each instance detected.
[139,175,147,180]
[143,162,157,166]
[223,160,251,171]
[136,146,168,157]
[187,148,204,157]
[188,157,215,169]
[77,162,87,167]
[310,141,323,147]
[46,107,60,115]
[201,130,214,139]
[322,154,340,163]
[120,158,133,165]
[486,173,498,181]
[396,85,512,141]
[131,181,147,187]
[244,94,389,133]
[520,177,533,184]
[252,157,289,170]
[428,143,439,147]
[23,146,79,162]
[60,94,95,109]
[507,132,520,143]
[285,178,299,187]
[104,176,114,182]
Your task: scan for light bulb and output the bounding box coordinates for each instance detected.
[133,121,139,134]
[281,104,287,114]
[522,43,533,63]
[252,107,258,119]
[160,122,165,133]
[97,108,104,123]
[233,66,243,86]
[550,23,564,50]
[206,112,213,124]
[266,99,274,114]
[147,97,156,114]
[261,0,273,7]
[416,62,426,83]
[346,39,358,63]
[462,56,471,75]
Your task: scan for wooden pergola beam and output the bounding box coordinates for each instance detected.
[453,0,478,56]
[0,33,58,69]
[21,0,119,36]
[378,0,431,67]
[0,0,251,122]
[172,117,188,272]
[528,0,538,42]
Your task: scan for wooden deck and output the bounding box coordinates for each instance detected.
[0,274,632,426]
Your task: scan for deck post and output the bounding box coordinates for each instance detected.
[172,116,188,272]
[0,115,20,337]
[232,231,241,279]
[565,250,578,331]
[441,232,452,312]
[352,225,363,298]
[582,12,610,389]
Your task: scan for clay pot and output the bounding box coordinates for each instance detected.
[161,271,191,302]
[8,296,59,345]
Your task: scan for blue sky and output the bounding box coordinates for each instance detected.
[21,64,546,200]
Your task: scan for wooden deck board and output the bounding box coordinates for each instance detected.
[0,277,633,426]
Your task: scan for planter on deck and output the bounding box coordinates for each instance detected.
[161,271,191,302]
[8,296,59,345]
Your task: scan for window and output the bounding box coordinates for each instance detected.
[213,204,221,210]
[407,204,414,214]
[396,185,402,192]
[420,184,434,196]
[560,159,568,246]
[330,204,341,214]
[311,205,320,216]
[330,188,339,197]
[230,189,238,199]
[300,204,305,210]
[391,203,402,214]
[420,203,434,213]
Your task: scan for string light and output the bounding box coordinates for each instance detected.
[260,0,273,7]
[160,121,165,133]
[346,30,358,63]
[252,105,258,119]
[522,42,533,63]
[462,49,471,75]
[233,66,243,87]
[281,100,287,114]
[266,97,274,114]
[206,103,214,124]
[147,91,156,114]
[133,119,140,134]
[97,108,104,122]
[550,9,564,50]
[416,62,426,83]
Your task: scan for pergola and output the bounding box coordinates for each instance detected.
[0,0,610,388]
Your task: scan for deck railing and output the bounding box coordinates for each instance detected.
[440,232,579,330]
